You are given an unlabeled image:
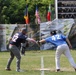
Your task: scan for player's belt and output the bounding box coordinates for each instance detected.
[9,44,15,46]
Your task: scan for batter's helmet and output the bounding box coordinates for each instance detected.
[50,30,57,35]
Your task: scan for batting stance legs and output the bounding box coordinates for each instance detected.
[55,44,76,71]
[6,45,21,71]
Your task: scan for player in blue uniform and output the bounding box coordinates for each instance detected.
[5,28,36,72]
[39,30,76,72]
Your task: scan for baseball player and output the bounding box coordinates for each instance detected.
[5,28,35,72]
[39,30,76,72]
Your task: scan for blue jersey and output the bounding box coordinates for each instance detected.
[45,34,67,47]
[10,32,27,47]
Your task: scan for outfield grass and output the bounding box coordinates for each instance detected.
[0,50,76,75]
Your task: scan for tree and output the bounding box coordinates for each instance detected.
[0,0,55,24]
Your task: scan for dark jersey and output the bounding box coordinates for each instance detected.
[10,32,27,47]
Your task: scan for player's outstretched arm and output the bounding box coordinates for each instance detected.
[36,39,46,46]
[26,38,36,43]
[39,39,46,43]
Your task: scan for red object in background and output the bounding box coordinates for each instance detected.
[47,5,51,21]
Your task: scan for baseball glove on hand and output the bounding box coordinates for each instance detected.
[37,41,40,45]
[37,41,45,45]
[21,47,26,55]
[21,42,29,56]
[35,41,41,47]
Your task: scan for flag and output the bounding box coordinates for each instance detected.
[47,4,51,21]
[24,5,29,24]
[35,5,41,24]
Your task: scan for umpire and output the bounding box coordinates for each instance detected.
[5,28,28,72]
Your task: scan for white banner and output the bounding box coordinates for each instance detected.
[0,24,17,51]
[0,25,6,51]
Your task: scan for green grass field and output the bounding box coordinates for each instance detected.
[0,50,76,75]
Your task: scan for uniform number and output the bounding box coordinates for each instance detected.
[12,33,19,42]
[52,35,61,41]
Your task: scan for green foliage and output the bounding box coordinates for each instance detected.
[0,0,55,24]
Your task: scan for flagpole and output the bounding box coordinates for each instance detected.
[35,0,38,25]
[55,0,58,19]
[24,0,29,38]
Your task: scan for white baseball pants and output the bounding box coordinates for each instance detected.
[55,44,76,70]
